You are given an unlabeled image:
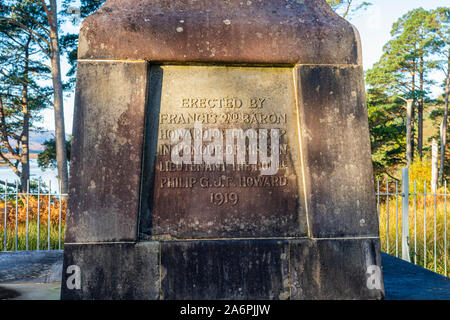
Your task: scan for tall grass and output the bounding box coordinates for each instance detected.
[0,194,66,251]
[1,175,448,278]
[0,221,65,251]
[378,187,449,277]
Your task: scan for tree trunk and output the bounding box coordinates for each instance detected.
[411,102,415,163]
[20,41,30,191]
[432,139,438,193]
[439,54,450,186]
[406,99,413,167]
[48,0,69,194]
[411,66,416,163]
[342,0,352,19]
[0,96,22,183]
[417,101,423,159]
[418,57,424,160]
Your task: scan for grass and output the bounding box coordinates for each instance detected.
[0,194,66,251]
[0,186,448,278]
[0,221,65,251]
[378,192,449,277]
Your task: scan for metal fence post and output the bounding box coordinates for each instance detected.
[401,167,410,262]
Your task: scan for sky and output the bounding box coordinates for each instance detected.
[37,0,449,135]
[351,0,448,70]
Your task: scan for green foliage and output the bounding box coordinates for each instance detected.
[0,221,64,251]
[426,8,449,95]
[0,1,52,115]
[0,0,54,186]
[0,179,50,194]
[367,88,406,179]
[61,0,106,83]
[426,7,449,47]
[62,0,105,19]
[326,0,372,19]
[366,8,435,97]
[365,7,449,180]
[38,137,71,170]
[426,96,445,136]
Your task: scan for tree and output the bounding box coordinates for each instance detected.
[427,7,450,185]
[0,1,52,190]
[40,0,69,194]
[390,8,435,160]
[326,0,372,19]
[366,60,416,168]
[428,96,448,181]
[60,0,105,86]
[366,88,406,179]
[38,137,71,170]
[1,0,70,193]
[366,8,435,165]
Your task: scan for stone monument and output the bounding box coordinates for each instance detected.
[61,0,385,299]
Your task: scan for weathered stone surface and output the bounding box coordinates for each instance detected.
[7,251,450,300]
[290,238,384,299]
[78,0,360,65]
[65,61,148,243]
[160,240,290,300]
[60,239,383,300]
[140,65,307,239]
[161,239,383,300]
[62,0,384,300]
[61,242,160,300]
[295,65,379,238]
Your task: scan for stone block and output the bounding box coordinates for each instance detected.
[66,61,148,243]
[78,0,360,65]
[295,65,379,238]
[61,242,160,300]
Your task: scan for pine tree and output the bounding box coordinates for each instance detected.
[427,7,450,185]
[326,0,372,19]
[1,0,70,193]
[0,1,52,189]
[366,88,406,179]
[390,8,435,160]
[366,8,435,165]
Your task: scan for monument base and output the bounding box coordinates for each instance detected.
[61,238,384,300]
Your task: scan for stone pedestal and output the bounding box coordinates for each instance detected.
[61,0,385,300]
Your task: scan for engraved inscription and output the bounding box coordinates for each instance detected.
[142,66,307,239]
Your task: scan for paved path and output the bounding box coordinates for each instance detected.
[0,283,60,300]
[0,250,62,284]
[382,253,450,300]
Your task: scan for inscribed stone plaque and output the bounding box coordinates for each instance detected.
[141,66,307,239]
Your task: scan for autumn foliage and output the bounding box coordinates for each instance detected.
[0,194,66,227]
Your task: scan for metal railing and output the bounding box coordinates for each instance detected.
[377,168,449,278]
[0,180,67,252]
[1,172,448,278]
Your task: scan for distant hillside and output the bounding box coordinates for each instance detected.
[29,131,56,154]
[7,131,65,155]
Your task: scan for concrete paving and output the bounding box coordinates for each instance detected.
[0,282,60,300]
[382,253,450,300]
[0,250,63,284]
